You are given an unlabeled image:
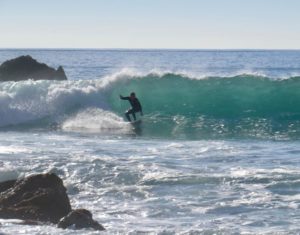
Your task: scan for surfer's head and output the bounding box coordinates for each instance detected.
[130,92,136,98]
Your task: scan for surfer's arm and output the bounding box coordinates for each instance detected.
[119,95,129,100]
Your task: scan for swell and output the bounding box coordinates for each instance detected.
[1,72,300,139]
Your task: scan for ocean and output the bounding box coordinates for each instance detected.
[0,49,300,234]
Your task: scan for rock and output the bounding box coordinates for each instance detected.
[0,179,16,193]
[58,209,105,231]
[0,173,105,231]
[0,55,68,81]
[56,66,67,80]
[0,173,71,223]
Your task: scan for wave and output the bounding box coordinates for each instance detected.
[1,71,300,139]
[108,72,300,118]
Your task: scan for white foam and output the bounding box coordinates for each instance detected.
[0,168,20,182]
[0,146,31,154]
[101,67,276,81]
[62,108,132,134]
[0,79,110,127]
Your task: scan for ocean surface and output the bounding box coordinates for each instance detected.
[0,49,300,234]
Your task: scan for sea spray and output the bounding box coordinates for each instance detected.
[62,108,132,134]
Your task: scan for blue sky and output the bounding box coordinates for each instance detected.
[0,0,300,49]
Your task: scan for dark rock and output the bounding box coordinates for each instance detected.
[0,55,68,81]
[58,209,105,231]
[0,179,16,193]
[0,173,71,223]
[0,173,105,231]
[56,66,67,80]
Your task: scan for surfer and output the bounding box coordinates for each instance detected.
[120,92,143,122]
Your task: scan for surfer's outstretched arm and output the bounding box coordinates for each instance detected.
[120,95,130,100]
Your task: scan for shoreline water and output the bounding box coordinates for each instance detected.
[0,131,299,234]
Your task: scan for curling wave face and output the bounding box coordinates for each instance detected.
[1,71,300,139]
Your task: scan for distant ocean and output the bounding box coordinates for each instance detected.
[1,49,300,234]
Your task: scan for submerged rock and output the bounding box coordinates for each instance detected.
[0,173,104,230]
[58,209,105,231]
[0,55,68,81]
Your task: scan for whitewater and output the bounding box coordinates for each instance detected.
[1,49,300,234]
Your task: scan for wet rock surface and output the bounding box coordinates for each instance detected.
[58,209,105,231]
[0,173,104,231]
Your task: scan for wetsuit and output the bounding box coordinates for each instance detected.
[120,96,143,121]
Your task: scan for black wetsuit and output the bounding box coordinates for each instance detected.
[120,96,143,121]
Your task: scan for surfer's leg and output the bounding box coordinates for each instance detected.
[132,112,136,121]
[125,110,131,122]
[127,109,136,121]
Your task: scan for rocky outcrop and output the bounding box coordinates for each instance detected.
[0,55,68,81]
[0,179,16,193]
[58,209,105,230]
[0,173,71,223]
[0,173,104,231]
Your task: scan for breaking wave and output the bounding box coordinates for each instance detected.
[1,71,300,139]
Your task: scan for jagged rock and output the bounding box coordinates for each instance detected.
[0,179,16,193]
[58,209,105,231]
[0,55,68,81]
[0,173,104,231]
[0,173,71,223]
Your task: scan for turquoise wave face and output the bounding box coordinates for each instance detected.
[109,74,300,139]
[110,74,300,118]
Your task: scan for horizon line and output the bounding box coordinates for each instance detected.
[1,47,300,51]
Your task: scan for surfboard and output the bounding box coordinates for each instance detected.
[130,120,142,135]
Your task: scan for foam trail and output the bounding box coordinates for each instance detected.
[62,108,132,134]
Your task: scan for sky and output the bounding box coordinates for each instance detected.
[0,0,300,49]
